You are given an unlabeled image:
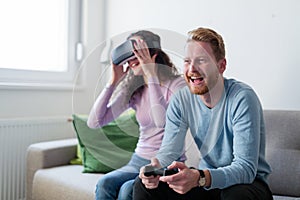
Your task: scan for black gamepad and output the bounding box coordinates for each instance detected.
[144,166,179,177]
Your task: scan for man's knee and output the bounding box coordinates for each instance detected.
[133,177,146,199]
[221,184,251,200]
[221,181,272,200]
[133,177,144,193]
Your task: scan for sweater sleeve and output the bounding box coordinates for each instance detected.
[87,84,130,128]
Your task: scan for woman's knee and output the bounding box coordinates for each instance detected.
[118,180,134,200]
[95,176,115,193]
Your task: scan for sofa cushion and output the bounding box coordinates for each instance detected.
[273,195,300,200]
[72,110,139,173]
[70,143,83,165]
[266,148,300,197]
[32,165,103,200]
[264,110,300,197]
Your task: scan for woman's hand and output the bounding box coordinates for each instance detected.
[110,62,129,86]
[133,39,158,78]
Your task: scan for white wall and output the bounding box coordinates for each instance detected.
[104,0,300,111]
[1,0,299,120]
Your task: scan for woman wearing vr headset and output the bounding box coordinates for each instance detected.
[87,30,186,200]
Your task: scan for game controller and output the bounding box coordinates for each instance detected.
[144,166,179,177]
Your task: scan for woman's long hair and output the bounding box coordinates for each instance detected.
[113,30,181,104]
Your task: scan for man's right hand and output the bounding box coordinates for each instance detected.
[139,157,161,189]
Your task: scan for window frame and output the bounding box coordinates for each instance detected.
[0,0,83,90]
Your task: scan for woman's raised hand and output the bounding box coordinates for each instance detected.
[133,39,157,78]
[110,62,129,86]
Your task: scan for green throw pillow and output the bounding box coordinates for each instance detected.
[70,143,83,165]
[72,110,139,173]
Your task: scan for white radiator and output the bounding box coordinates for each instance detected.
[0,117,75,200]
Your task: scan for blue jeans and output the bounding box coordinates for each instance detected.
[95,153,150,200]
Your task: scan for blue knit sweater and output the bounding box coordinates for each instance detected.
[156,78,272,189]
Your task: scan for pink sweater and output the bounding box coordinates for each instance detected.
[87,76,186,160]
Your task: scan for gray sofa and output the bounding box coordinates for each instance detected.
[26,110,300,200]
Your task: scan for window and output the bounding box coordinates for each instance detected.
[0,0,82,89]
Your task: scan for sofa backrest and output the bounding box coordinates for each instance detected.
[264,110,300,197]
[185,110,300,197]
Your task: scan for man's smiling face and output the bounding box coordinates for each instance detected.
[183,40,222,95]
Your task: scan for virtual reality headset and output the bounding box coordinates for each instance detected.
[111,39,161,65]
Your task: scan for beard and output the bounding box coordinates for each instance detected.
[184,75,210,95]
[184,69,221,95]
[188,84,209,95]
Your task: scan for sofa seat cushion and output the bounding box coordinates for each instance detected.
[32,165,103,200]
[266,148,300,197]
[273,195,300,200]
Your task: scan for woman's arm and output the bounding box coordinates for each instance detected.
[87,84,130,128]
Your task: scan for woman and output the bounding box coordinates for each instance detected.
[87,30,186,200]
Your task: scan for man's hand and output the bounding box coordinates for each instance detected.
[139,158,161,189]
[159,161,199,194]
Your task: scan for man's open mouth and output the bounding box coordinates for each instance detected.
[190,76,204,84]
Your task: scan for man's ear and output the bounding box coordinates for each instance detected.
[218,58,226,73]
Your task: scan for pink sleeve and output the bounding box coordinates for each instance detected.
[87,84,130,128]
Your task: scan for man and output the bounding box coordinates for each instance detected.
[133,27,273,200]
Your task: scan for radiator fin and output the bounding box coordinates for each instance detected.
[0,117,75,200]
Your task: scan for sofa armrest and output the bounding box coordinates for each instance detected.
[26,138,78,200]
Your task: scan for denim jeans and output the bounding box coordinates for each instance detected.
[95,153,150,200]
